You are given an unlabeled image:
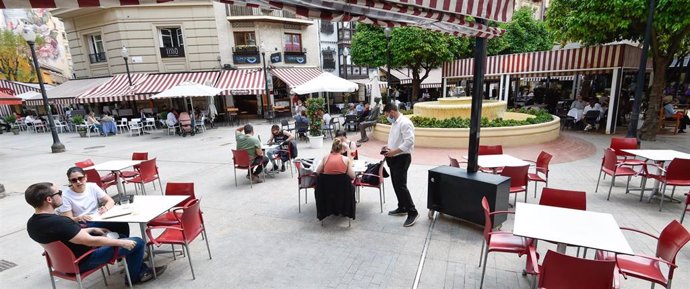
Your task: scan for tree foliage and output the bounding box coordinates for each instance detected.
[547,0,690,140]
[0,29,41,83]
[488,6,554,56]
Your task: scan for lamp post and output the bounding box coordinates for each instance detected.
[384,27,393,103]
[121,46,132,86]
[259,42,268,118]
[342,47,349,80]
[23,27,65,153]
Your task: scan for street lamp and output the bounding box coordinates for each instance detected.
[342,47,349,80]
[120,46,132,86]
[384,27,393,102]
[259,42,268,118]
[23,27,65,153]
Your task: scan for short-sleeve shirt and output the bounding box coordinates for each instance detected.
[27,213,90,257]
[57,183,107,217]
[236,133,261,159]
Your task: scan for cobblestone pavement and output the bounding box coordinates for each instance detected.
[0,123,688,289]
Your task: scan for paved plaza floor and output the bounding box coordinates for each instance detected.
[0,123,688,289]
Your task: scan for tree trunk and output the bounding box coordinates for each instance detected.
[412,79,421,101]
[639,57,670,140]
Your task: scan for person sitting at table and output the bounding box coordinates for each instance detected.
[294,110,309,138]
[335,130,357,160]
[100,112,116,136]
[266,124,295,172]
[25,182,165,285]
[346,103,357,116]
[86,111,104,135]
[664,96,690,133]
[583,98,604,131]
[166,108,178,133]
[315,138,355,180]
[570,95,587,110]
[57,167,130,237]
[235,124,269,182]
[357,103,371,123]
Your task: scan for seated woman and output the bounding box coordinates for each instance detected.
[664,96,690,133]
[316,138,356,179]
[86,112,103,135]
[335,130,358,160]
[57,167,130,237]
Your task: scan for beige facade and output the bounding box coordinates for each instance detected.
[53,3,221,78]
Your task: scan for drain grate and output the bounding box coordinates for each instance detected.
[84,145,105,150]
[0,260,17,272]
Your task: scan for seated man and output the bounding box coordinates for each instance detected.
[25,182,165,285]
[357,103,371,123]
[266,124,295,172]
[294,111,309,139]
[357,98,381,143]
[235,124,269,182]
[582,98,604,131]
[664,97,690,133]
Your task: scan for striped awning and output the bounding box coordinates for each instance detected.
[443,44,654,80]
[133,71,221,96]
[521,76,575,82]
[78,74,149,103]
[270,68,323,89]
[216,69,265,95]
[5,0,514,38]
[0,80,40,96]
[0,91,22,105]
[24,77,113,106]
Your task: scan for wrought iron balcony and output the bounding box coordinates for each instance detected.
[88,52,107,64]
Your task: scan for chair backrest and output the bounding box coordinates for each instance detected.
[479,145,503,155]
[481,197,493,242]
[539,250,615,289]
[665,158,690,182]
[41,241,79,274]
[178,199,204,243]
[656,220,690,265]
[74,159,95,168]
[132,152,149,161]
[535,151,553,175]
[539,188,587,211]
[119,118,128,125]
[138,158,158,181]
[449,156,460,168]
[232,149,251,167]
[602,148,618,172]
[84,169,105,187]
[610,137,638,157]
[500,165,529,187]
[165,182,196,198]
[131,118,141,123]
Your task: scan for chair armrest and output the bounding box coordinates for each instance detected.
[526,245,540,276]
[73,247,99,263]
[619,227,659,240]
[146,225,184,246]
[489,211,514,216]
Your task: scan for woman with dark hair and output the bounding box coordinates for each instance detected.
[57,167,130,237]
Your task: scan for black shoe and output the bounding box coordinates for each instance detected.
[280,164,286,172]
[129,265,167,284]
[388,208,408,216]
[404,212,419,227]
[679,130,686,133]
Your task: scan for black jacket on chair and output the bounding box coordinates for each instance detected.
[314,173,356,221]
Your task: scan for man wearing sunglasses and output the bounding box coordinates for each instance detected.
[25,182,165,285]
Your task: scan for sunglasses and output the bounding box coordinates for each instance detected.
[69,176,86,183]
[50,190,62,197]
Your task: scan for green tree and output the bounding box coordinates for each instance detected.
[0,29,41,82]
[546,0,690,140]
[492,7,553,55]
[351,24,471,100]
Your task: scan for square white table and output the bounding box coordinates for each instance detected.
[464,154,530,170]
[86,160,142,195]
[513,202,633,255]
[621,149,690,199]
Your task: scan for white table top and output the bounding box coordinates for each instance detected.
[621,149,690,162]
[513,203,633,255]
[91,195,188,223]
[261,144,279,150]
[463,154,530,168]
[86,160,142,172]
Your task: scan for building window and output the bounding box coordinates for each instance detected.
[233,32,257,47]
[322,47,335,70]
[284,33,302,52]
[159,27,185,57]
[87,34,106,64]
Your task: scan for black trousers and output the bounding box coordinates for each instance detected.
[251,155,269,175]
[386,154,416,213]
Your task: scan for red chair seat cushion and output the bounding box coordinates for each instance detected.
[101,173,117,183]
[603,166,638,176]
[488,233,529,253]
[120,170,139,178]
[353,178,380,188]
[148,212,182,226]
[528,173,546,182]
[619,159,645,166]
[510,186,527,193]
[480,167,503,174]
[616,255,667,284]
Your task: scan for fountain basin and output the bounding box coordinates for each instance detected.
[413,97,507,120]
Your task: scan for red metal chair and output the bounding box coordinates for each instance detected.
[120,152,149,179]
[596,220,690,289]
[609,137,646,167]
[146,199,211,280]
[41,241,133,289]
[231,149,263,188]
[295,159,317,213]
[75,159,116,183]
[642,158,690,211]
[84,169,116,194]
[353,159,386,213]
[595,148,639,201]
[539,187,586,211]
[536,250,615,289]
[148,182,197,226]
[124,158,162,195]
[681,191,690,224]
[500,165,530,205]
[479,197,535,289]
[526,151,553,198]
[479,145,504,173]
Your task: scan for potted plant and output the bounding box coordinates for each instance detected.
[305,97,325,149]
[4,115,19,135]
[72,114,87,137]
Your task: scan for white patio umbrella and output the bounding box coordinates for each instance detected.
[151,81,222,114]
[369,70,381,107]
[292,72,358,95]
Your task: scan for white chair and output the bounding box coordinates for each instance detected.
[129,120,143,136]
[194,116,206,133]
[54,120,69,133]
[117,118,129,134]
[144,117,156,131]
[86,123,100,137]
[166,122,178,135]
[32,120,47,133]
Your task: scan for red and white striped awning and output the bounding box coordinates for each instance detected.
[0,80,40,96]
[134,71,221,96]
[24,77,113,106]
[443,44,653,80]
[270,68,323,90]
[216,69,265,95]
[0,91,22,105]
[521,76,575,82]
[78,73,149,103]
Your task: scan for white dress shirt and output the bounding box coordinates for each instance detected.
[387,114,415,156]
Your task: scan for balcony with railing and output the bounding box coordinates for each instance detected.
[88,52,107,64]
[227,6,313,25]
[323,59,336,70]
[160,46,185,58]
[284,47,307,64]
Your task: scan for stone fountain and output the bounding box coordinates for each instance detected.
[413,97,508,120]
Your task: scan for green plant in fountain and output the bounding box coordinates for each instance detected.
[305,97,325,137]
[379,109,553,128]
